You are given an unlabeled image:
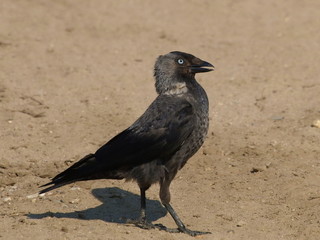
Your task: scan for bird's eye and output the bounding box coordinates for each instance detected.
[177,59,184,65]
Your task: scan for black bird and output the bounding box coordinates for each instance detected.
[40,51,214,236]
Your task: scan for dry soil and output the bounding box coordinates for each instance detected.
[1,1,320,240]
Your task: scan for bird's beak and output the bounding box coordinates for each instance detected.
[189,60,214,73]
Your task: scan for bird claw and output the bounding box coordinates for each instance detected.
[156,224,211,236]
[126,218,155,230]
[145,222,211,236]
[178,227,211,237]
[126,219,211,236]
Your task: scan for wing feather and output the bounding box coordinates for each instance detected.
[40,95,196,192]
[95,95,195,170]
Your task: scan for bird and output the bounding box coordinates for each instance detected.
[40,51,214,236]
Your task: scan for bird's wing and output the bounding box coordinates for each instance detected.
[95,95,196,170]
[40,95,196,192]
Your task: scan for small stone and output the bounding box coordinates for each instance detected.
[265,162,272,168]
[27,193,39,199]
[250,167,264,173]
[3,197,12,202]
[39,193,46,198]
[202,146,214,156]
[311,120,320,128]
[8,185,18,192]
[69,198,80,204]
[236,220,246,227]
[271,115,284,121]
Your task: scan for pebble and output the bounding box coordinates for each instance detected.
[69,198,80,204]
[271,115,284,121]
[8,186,17,192]
[250,167,264,173]
[27,193,39,199]
[39,193,46,198]
[311,120,320,128]
[3,197,12,202]
[236,220,247,227]
[265,162,272,168]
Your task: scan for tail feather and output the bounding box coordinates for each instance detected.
[39,182,71,194]
[39,154,97,193]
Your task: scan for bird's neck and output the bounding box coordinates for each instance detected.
[163,82,188,96]
[155,74,196,96]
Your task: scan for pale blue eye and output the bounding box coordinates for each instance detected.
[177,59,184,64]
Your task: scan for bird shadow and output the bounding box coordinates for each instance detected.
[27,187,167,224]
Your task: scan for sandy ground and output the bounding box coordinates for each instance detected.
[1,0,320,239]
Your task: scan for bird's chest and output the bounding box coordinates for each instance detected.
[179,92,209,159]
[192,88,209,135]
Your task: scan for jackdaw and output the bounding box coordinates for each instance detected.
[40,51,214,236]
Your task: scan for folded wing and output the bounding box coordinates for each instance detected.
[40,95,195,193]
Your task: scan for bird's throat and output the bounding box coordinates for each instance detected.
[164,82,188,96]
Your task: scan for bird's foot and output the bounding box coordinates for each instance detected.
[126,218,155,230]
[126,220,177,233]
[177,227,211,237]
[154,224,211,236]
[126,218,211,236]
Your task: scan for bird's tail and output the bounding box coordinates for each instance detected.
[39,154,97,194]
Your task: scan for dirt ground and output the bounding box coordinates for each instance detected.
[1,0,320,239]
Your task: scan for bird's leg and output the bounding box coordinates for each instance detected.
[127,188,170,232]
[158,176,211,236]
[139,187,147,223]
[127,188,155,229]
[163,203,211,236]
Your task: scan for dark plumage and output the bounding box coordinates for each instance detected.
[40,51,214,236]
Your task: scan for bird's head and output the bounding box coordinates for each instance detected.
[154,51,214,95]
